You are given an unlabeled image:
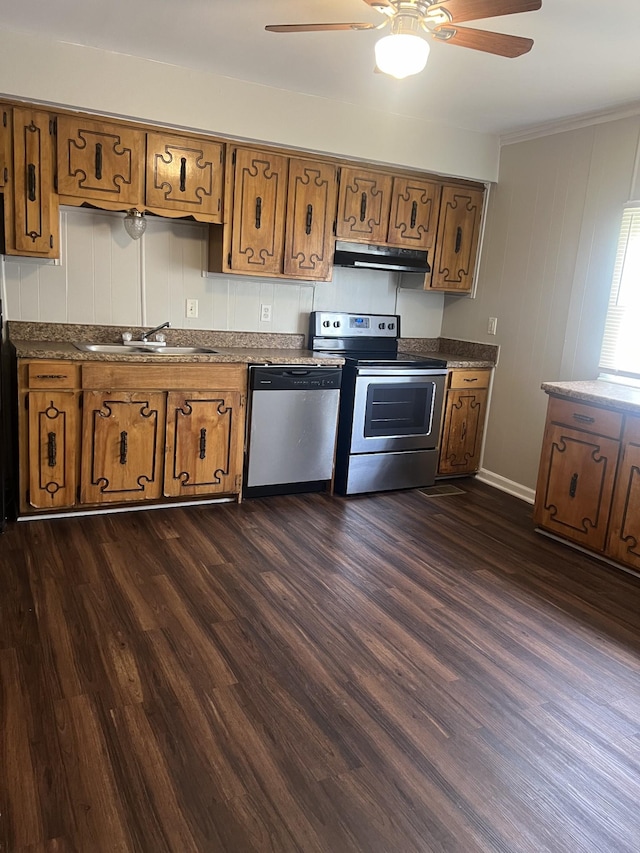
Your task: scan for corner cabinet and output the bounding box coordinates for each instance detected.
[438,369,491,476]
[3,107,59,258]
[17,359,247,515]
[428,186,484,292]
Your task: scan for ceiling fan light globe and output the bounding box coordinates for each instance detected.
[375,33,430,79]
[123,209,147,240]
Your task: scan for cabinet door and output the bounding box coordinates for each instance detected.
[228,147,288,275]
[438,387,488,475]
[429,186,484,292]
[57,116,145,209]
[145,133,224,222]
[283,158,338,281]
[607,415,640,569]
[533,423,619,551]
[27,391,79,509]
[387,177,440,250]
[335,167,393,244]
[9,108,59,257]
[0,106,10,188]
[81,391,165,504]
[164,391,244,497]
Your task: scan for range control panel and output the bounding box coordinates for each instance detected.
[310,312,400,339]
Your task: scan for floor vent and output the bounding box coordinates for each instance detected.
[417,484,466,497]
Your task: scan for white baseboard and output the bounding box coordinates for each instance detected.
[476,469,535,504]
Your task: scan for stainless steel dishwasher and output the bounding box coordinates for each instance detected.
[244,365,342,498]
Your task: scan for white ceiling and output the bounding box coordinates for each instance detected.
[1,0,640,136]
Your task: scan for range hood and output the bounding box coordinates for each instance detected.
[333,240,430,274]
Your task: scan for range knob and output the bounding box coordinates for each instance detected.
[333,321,341,328]
[388,322,395,330]
[378,322,386,329]
[322,320,330,327]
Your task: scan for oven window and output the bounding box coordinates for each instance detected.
[364,381,435,437]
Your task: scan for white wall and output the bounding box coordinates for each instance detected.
[1,208,445,337]
[0,28,499,183]
[441,114,640,496]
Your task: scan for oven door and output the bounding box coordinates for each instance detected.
[349,368,446,454]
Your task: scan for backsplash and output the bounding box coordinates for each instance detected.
[0,207,445,338]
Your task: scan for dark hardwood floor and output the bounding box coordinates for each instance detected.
[3,479,640,852]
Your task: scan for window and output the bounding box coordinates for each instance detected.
[600,203,640,378]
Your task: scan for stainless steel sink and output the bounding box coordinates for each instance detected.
[73,343,219,355]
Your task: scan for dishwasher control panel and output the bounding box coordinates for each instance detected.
[250,367,342,391]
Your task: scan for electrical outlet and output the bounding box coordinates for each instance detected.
[186,298,199,319]
[488,317,498,335]
[260,304,272,322]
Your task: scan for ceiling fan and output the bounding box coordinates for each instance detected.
[266,0,542,79]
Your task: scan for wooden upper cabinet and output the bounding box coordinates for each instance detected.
[9,107,59,257]
[335,167,393,244]
[387,177,440,250]
[283,158,338,281]
[429,186,484,292]
[0,107,10,188]
[228,147,288,275]
[145,132,224,222]
[57,115,145,209]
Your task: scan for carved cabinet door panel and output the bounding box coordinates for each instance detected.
[429,186,484,292]
[10,107,59,257]
[228,147,288,275]
[387,177,440,250]
[438,388,488,475]
[533,423,619,551]
[335,167,393,244]
[57,116,145,208]
[0,106,10,188]
[27,391,79,509]
[283,158,338,281]
[81,391,165,504]
[607,415,640,569]
[145,133,224,221]
[164,391,243,497]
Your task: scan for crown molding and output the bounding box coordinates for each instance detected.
[500,102,640,146]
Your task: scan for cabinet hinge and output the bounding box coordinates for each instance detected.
[3,167,7,184]
[49,117,57,136]
[2,111,6,128]
[50,235,54,249]
[333,219,337,236]
[54,173,58,193]
[220,149,223,164]
[240,393,246,409]
[235,474,242,491]
[227,252,232,269]
[232,150,236,166]
[25,395,29,410]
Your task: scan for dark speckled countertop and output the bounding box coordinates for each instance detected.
[7,322,499,369]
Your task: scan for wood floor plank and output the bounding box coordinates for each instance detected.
[3,479,640,851]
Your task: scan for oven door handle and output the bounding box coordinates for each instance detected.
[356,368,446,378]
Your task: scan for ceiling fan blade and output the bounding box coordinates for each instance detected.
[265,22,375,33]
[430,0,541,24]
[434,24,533,57]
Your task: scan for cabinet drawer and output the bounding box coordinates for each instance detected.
[82,362,247,391]
[448,369,490,389]
[27,361,80,389]
[548,396,622,439]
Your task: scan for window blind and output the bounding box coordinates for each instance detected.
[599,203,640,376]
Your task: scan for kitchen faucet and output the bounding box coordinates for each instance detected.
[141,321,171,342]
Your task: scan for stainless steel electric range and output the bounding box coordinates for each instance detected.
[310,311,447,495]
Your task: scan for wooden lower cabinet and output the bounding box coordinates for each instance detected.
[606,414,640,569]
[438,369,490,476]
[26,390,79,509]
[80,391,166,504]
[164,390,243,497]
[18,359,247,514]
